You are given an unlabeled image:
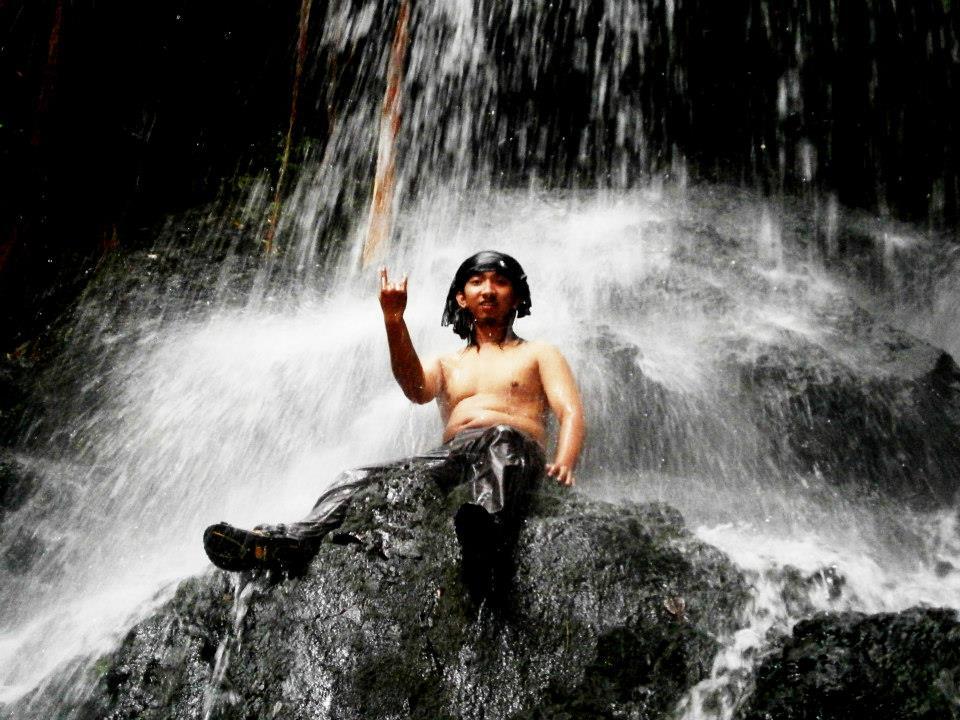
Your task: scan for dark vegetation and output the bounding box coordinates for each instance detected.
[1,0,302,351]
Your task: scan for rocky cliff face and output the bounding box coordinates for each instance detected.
[4,468,748,720]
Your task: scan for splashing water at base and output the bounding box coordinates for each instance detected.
[0,187,957,709]
[202,576,258,720]
[676,504,960,719]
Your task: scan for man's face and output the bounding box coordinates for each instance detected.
[456,270,517,323]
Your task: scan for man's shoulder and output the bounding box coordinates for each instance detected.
[523,339,564,359]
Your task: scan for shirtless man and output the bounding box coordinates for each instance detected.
[380,252,584,485]
[203,251,585,592]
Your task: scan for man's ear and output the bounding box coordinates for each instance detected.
[456,291,467,309]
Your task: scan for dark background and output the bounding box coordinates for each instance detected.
[2,0,957,353]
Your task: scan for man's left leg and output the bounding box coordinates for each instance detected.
[451,425,545,600]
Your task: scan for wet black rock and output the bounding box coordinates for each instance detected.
[580,328,706,476]
[0,354,30,444]
[3,468,748,720]
[581,274,960,507]
[0,450,37,520]
[936,560,955,578]
[730,311,960,505]
[738,607,960,720]
[0,450,73,616]
[762,565,848,622]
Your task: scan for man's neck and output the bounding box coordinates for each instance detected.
[471,322,519,349]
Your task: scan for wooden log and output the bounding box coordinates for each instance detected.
[361,0,410,267]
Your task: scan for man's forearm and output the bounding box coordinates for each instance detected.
[384,317,431,403]
[553,411,585,469]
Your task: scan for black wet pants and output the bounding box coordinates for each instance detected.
[267,424,545,551]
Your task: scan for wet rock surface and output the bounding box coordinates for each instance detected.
[580,245,960,506]
[0,451,51,584]
[739,607,960,720]
[0,451,37,521]
[0,354,30,445]
[3,468,748,720]
[730,304,960,505]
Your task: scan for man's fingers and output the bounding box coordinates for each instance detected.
[378,267,410,294]
[545,463,574,486]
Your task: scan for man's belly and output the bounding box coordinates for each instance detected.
[443,399,546,445]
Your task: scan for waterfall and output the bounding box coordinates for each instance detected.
[1,0,958,712]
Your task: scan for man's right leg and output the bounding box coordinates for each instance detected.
[202,523,303,572]
[203,448,461,573]
[203,468,386,572]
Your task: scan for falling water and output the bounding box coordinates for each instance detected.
[2,0,958,715]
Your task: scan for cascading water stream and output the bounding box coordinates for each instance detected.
[1,0,958,713]
[202,576,258,720]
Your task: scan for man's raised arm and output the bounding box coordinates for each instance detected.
[539,344,586,487]
[379,267,441,404]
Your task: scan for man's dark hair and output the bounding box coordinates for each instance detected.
[441,251,532,341]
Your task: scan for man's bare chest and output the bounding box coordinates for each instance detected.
[441,349,544,405]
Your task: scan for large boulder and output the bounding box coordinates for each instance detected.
[738,607,960,720]
[579,255,960,505]
[3,466,747,720]
[728,309,960,505]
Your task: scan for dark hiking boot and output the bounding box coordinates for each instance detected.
[203,522,303,572]
[454,504,497,602]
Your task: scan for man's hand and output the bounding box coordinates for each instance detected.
[379,266,440,404]
[539,343,584,489]
[545,463,574,487]
[379,267,408,323]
